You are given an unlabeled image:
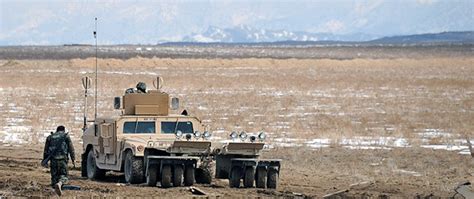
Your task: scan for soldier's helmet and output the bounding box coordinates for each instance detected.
[125,88,135,94]
[136,82,147,93]
[56,125,65,132]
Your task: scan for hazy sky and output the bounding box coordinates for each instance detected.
[0,0,473,45]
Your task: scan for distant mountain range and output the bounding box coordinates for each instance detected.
[370,31,474,44]
[169,26,473,45]
[180,25,379,43]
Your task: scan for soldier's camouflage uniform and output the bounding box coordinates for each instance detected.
[43,130,75,186]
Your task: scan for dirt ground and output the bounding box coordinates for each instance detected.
[0,145,472,198]
[0,46,473,198]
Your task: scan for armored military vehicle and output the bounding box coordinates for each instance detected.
[213,131,281,189]
[80,77,212,188]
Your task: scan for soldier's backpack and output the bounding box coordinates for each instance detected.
[48,132,69,159]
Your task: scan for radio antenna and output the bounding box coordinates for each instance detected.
[94,17,98,120]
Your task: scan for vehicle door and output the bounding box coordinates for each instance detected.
[100,123,117,164]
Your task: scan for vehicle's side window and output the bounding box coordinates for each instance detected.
[123,122,155,134]
[161,121,193,134]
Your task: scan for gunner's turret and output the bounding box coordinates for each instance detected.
[113,77,178,116]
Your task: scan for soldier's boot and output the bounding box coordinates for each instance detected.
[54,182,63,196]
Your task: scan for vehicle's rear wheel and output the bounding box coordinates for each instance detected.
[195,168,212,184]
[229,167,241,188]
[243,166,255,188]
[173,165,184,187]
[255,167,267,188]
[124,151,144,184]
[184,165,195,186]
[161,164,172,188]
[86,150,105,180]
[146,165,158,187]
[267,168,278,189]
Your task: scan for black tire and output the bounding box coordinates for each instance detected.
[161,164,172,188]
[184,165,195,186]
[124,151,144,184]
[256,167,267,188]
[267,168,278,189]
[195,168,212,184]
[86,150,105,180]
[173,165,184,187]
[229,167,241,188]
[244,167,255,188]
[146,166,158,187]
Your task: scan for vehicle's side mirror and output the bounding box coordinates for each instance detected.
[114,97,121,109]
[171,97,179,110]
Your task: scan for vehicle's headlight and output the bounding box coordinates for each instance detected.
[176,130,183,139]
[194,131,201,139]
[239,131,247,141]
[258,132,266,141]
[230,131,238,140]
[202,131,211,140]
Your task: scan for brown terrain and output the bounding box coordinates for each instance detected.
[0,46,473,198]
[0,146,473,198]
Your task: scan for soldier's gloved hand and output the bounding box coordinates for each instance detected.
[41,161,48,168]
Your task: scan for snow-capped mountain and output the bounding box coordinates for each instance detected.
[182,25,379,43]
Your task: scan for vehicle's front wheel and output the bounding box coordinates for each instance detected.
[267,168,278,189]
[243,166,255,188]
[255,167,267,188]
[161,164,172,188]
[146,165,158,187]
[184,165,195,186]
[173,165,184,187]
[87,150,105,180]
[195,168,212,184]
[229,167,241,188]
[124,151,144,184]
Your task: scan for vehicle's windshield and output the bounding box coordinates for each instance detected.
[161,121,193,134]
[123,121,155,134]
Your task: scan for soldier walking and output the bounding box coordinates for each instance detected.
[42,125,75,196]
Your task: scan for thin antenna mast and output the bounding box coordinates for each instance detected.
[81,77,91,132]
[94,17,98,120]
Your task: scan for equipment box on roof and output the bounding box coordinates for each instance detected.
[122,92,169,115]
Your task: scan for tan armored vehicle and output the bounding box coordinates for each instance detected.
[213,131,281,189]
[80,77,212,188]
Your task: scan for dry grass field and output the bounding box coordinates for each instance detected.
[0,48,473,197]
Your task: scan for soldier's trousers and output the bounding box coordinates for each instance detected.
[50,159,68,186]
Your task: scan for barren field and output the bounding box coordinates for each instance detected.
[0,46,473,198]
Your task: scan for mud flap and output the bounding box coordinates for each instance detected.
[81,153,87,177]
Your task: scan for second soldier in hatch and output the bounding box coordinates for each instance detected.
[42,125,75,196]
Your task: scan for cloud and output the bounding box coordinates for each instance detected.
[416,0,437,5]
[349,0,385,32]
[231,12,261,26]
[322,20,345,33]
[230,9,276,27]
[158,4,178,24]
[354,18,369,27]
[1,9,55,40]
[115,2,178,24]
[117,5,154,22]
[231,13,251,26]
[354,0,384,16]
